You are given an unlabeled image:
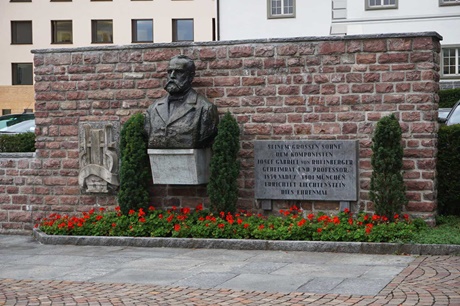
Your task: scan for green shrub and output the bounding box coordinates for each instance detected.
[370,114,407,219]
[439,88,460,108]
[118,113,151,215]
[207,112,240,214]
[436,124,460,216]
[0,132,35,152]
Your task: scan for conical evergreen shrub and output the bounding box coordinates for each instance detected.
[370,114,408,219]
[207,112,240,214]
[118,113,151,215]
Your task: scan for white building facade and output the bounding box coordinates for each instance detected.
[0,0,217,114]
[218,0,460,89]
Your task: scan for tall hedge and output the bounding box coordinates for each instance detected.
[437,124,460,216]
[118,113,151,215]
[439,88,460,108]
[370,114,407,219]
[207,112,240,214]
[0,132,35,152]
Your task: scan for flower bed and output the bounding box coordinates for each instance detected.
[36,205,426,243]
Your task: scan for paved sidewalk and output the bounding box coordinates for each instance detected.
[0,234,459,305]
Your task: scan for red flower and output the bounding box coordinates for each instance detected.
[218,223,225,229]
[403,214,410,220]
[348,218,353,225]
[99,207,105,212]
[333,216,340,225]
[237,218,243,225]
[220,212,225,218]
[258,224,265,230]
[174,224,181,231]
[115,206,121,212]
[158,214,163,219]
[138,208,146,217]
[128,209,136,216]
[343,208,350,214]
[317,228,322,233]
[307,213,314,220]
[243,223,249,229]
[195,204,203,211]
[198,217,205,222]
[167,215,174,223]
[365,223,373,234]
[181,207,191,215]
[139,217,146,223]
[112,223,116,227]
[96,215,103,221]
[297,219,306,226]
[372,215,380,221]
[394,214,399,220]
[148,206,155,211]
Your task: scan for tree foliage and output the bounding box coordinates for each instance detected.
[0,132,35,152]
[370,114,407,219]
[436,124,460,216]
[118,113,151,215]
[207,112,240,214]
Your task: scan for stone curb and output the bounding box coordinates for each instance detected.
[33,228,460,255]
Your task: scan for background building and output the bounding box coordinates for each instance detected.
[0,0,217,114]
[218,0,460,89]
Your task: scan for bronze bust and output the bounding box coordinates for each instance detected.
[144,55,218,149]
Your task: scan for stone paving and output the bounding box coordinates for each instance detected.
[0,235,459,305]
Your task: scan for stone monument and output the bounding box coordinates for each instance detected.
[144,55,219,184]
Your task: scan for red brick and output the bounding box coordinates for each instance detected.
[255,46,275,57]
[144,49,179,61]
[318,41,345,55]
[242,77,266,86]
[363,40,386,52]
[229,46,253,57]
[273,125,293,135]
[357,54,376,64]
[411,52,434,63]
[351,84,374,93]
[215,77,241,86]
[379,53,409,64]
[226,87,253,97]
[388,38,412,51]
[199,48,217,59]
[243,124,271,135]
[263,59,286,69]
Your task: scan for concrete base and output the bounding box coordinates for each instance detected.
[148,148,211,185]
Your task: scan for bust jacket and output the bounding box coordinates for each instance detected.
[144,89,218,149]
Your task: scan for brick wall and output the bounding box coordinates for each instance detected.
[0,32,441,233]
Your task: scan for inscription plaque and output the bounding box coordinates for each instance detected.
[254,140,358,201]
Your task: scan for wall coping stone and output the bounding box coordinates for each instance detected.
[31,31,443,54]
[33,228,460,256]
[0,152,35,158]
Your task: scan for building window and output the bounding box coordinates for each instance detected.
[132,19,153,43]
[268,0,295,18]
[442,47,460,76]
[172,19,194,42]
[11,21,32,44]
[2,110,12,115]
[12,63,33,85]
[52,20,72,44]
[366,0,398,10]
[440,0,460,6]
[91,20,113,43]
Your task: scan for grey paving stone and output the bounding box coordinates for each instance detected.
[271,263,367,278]
[217,273,312,293]
[297,277,345,294]
[118,257,204,270]
[0,264,79,280]
[91,268,194,285]
[187,261,247,273]
[173,272,238,289]
[231,261,289,274]
[329,277,391,295]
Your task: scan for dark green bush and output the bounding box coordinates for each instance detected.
[439,88,460,108]
[370,114,407,219]
[118,113,151,215]
[0,132,35,152]
[207,112,240,214]
[436,124,460,216]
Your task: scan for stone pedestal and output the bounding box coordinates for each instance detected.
[147,148,211,185]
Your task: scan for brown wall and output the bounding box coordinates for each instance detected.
[0,32,441,233]
[0,85,35,114]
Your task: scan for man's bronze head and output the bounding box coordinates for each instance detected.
[165,55,196,95]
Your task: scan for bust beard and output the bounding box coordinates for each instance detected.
[165,80,191,95]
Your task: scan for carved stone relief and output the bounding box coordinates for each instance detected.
[78,122,120,193]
